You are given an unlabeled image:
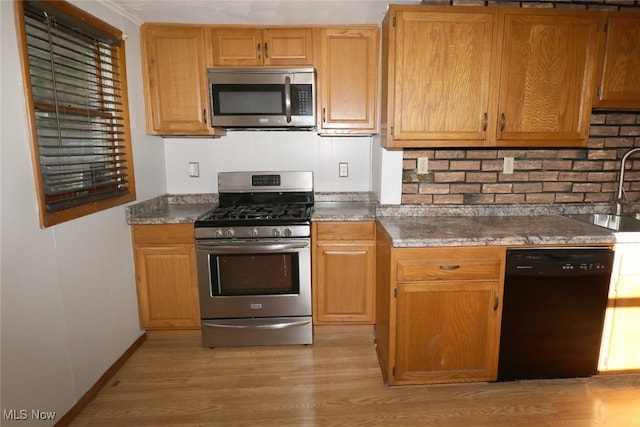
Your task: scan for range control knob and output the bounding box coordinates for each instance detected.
[249,228,259,238]
[225,228,235,238]
[214,228,223,238]
[272,228,282,237]
[283,228,292,237]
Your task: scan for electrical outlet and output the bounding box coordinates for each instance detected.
[339,162,349,177]
[188,162,200,177]
[417,157,428,174]
[503,157,514,175]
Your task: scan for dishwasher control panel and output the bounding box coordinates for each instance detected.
[507,248,614,277]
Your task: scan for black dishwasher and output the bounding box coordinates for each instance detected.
[497,247,614,382]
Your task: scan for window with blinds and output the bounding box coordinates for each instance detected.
[16,0,135,227]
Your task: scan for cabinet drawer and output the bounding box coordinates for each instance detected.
[396,247,503,282]
[315,222,374,241]
[132,224,195,245]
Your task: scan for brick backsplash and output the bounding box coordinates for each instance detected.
[402,112,640,205]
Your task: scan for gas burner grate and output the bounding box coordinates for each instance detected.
[201,204,311,222]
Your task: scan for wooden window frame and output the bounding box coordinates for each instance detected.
[14,0,136,227]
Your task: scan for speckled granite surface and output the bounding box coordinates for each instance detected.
[126,194,217,225]
[127,192,377,224]
[375,202,612,218]
[312,201,377,221]
[377,215,617,247]
[312,192,377,221]
[125,193,638,246]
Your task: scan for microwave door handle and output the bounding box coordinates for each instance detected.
[284,76,292,123]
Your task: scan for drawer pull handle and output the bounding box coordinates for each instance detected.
[439,265,460,271]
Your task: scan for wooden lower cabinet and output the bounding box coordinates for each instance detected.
[131,224,200,330]
[376,223,505,385]
[599,242,640,372]
[312,222,375,324]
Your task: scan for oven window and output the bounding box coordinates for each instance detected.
[211,253,300,296]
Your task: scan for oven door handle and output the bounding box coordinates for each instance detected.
[203,319,311,330]
[197,241,309,253]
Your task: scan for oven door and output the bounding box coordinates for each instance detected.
[196,238,311,319]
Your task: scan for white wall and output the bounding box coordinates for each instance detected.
[371,135,403,205]
[0,1,164,425]
[163,132,374,194]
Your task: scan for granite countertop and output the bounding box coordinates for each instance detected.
[126,192,377,224]
[125,193,639,247]
[126,194,217,225]
[311,192,377,221]
[377,215,617,247]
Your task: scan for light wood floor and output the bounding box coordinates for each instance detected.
[70,329,640,427]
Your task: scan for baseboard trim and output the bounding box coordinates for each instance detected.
[54,332,147,427]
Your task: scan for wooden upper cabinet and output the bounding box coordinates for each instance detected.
[317,27,379,134]
[382,5,602,148]
[141,25,224,136]
[387,8,497,146]
[210,28,314,67]
[595,13,640,109]
[496,9,602,147]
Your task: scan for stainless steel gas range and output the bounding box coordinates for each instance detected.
[194,171,313,348]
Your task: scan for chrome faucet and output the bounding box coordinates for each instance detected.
[614,147,640,216]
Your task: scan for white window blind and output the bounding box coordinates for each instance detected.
[21,0,134,219]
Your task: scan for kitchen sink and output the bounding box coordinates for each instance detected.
[565,213,640,232]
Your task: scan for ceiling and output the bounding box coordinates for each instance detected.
[103,0,420,26]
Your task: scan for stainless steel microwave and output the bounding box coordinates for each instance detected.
[207,67,316,129]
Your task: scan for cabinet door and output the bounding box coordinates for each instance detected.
[395,281,501,383]
[134,244,200,329]
[596,14,640,109]
[496,9,600,146]
[318,27,378,134]
[314,242,375,323]
[263,28,314,66]
[210,28,313,67]
[210,28,263,66]
[141,26,212,135]
[600,244,640,372]
[389,9,497,146]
